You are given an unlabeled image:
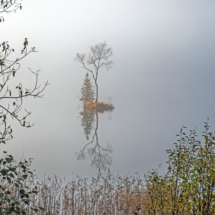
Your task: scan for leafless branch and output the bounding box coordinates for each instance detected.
[0,0,22,15]
[0,40,49,143]
[75,42,113,102]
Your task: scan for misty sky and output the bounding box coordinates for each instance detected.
[1,0,215,177]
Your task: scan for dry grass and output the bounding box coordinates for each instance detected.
[84,101,114,113]
[2,173,149,214]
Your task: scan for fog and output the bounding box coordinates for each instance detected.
[1,0,215,178]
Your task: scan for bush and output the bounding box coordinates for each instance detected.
[145,119,215,214]
[0,151,43,214]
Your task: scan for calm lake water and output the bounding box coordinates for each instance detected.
[2,81,214,179]
[1,0,215,179]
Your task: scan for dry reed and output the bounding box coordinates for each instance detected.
[2,172,149,214]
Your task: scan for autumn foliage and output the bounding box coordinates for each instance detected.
[145,120,215,214]
[84,101,114,113]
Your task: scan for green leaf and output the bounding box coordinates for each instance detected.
[22,174,28,180]
[7,176,11,183]
[1,169,7,176]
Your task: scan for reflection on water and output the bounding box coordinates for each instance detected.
[77,112,113,172]
[77,72,114,172]
[79,111,95,140]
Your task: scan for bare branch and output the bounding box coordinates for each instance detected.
[0,0,22,23]
[0,40,49,143]
[75,42,113,102]
[0,0,22,15]
[74,53,86,64]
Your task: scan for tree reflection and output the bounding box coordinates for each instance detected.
[77,71,114,172]
[77,113,113,172]
[79,110,95,140]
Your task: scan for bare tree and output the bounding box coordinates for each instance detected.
[75,42,113,102]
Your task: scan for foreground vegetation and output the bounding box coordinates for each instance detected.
[15,173,147,214]
[146,120,215,214]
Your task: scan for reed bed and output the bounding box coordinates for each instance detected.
[6,172,148,214]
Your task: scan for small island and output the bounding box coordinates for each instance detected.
[84,101,114,113]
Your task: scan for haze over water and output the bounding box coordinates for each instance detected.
[1,0,215,178]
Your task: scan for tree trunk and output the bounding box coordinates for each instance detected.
[95,81,98,102]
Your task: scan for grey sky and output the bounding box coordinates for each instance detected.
[1,0,215,177]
